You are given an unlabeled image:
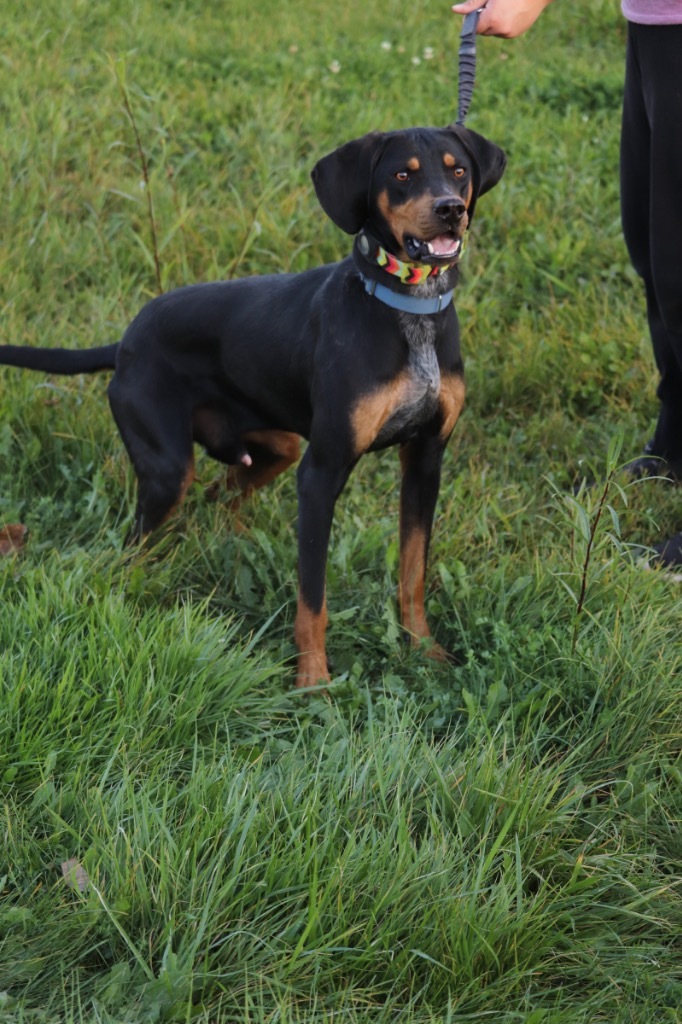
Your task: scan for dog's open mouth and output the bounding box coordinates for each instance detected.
[404,232,462,263]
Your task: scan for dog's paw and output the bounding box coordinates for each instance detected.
[295,653,331,692]
[421,638,452,663]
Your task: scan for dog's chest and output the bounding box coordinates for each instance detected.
[375,318,441,444]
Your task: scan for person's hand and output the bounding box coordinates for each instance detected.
[451,0,553,39]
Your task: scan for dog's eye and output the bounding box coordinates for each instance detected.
[395,170,410,182]
[453,167,466,179]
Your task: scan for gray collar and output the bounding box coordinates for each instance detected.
[358,272,453,315]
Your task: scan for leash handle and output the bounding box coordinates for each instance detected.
[456,6,485,125]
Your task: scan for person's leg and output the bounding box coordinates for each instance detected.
[621,22,682,466]
[621,22,682,567]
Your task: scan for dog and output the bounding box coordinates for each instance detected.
[0,123,505,688]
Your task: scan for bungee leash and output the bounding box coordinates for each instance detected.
[456,5,486,125]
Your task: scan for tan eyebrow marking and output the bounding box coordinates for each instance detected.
[443,153,456,168]
[407,157,420,171]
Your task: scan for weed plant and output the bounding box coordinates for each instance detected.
[1,0,680,1021]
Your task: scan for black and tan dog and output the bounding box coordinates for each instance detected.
[0,124,505,687]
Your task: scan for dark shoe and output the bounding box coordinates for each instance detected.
[622,441,682,482]
[650,532,682,569]
[639,531,682,581]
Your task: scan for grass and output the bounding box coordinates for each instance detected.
[1,0,681,1020]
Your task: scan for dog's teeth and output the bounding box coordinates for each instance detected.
[426,242,434,254]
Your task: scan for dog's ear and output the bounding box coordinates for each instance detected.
[311,132,386,234]
[447,124,506,221]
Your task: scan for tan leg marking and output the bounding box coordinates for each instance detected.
[399,523,430,642]
[294,595,330,689]
[399,523,449,662]
[438,373,466,442]
[398,523,448,662]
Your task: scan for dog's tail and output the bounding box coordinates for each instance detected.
[0,343,119,375]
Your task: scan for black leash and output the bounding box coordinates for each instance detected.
[456,6,485,125]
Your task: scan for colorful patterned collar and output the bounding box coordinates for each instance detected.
[356,231,464,286]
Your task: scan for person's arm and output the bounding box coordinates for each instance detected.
[451,0,553,38]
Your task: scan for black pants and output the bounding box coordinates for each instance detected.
[621,21,682,458]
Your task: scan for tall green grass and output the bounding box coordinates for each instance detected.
[1,0,680,1020]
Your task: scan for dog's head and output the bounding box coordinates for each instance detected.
[312,125,505,265]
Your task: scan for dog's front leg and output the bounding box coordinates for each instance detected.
[398,435,449,661]
[295,448,353,688]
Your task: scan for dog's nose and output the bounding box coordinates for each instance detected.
[434,196,467,221]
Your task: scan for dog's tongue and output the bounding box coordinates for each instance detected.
[428,234,458,256]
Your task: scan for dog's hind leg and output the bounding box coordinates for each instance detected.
[108,373,195,540]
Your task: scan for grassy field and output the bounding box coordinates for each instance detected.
[1,0,681,1020]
